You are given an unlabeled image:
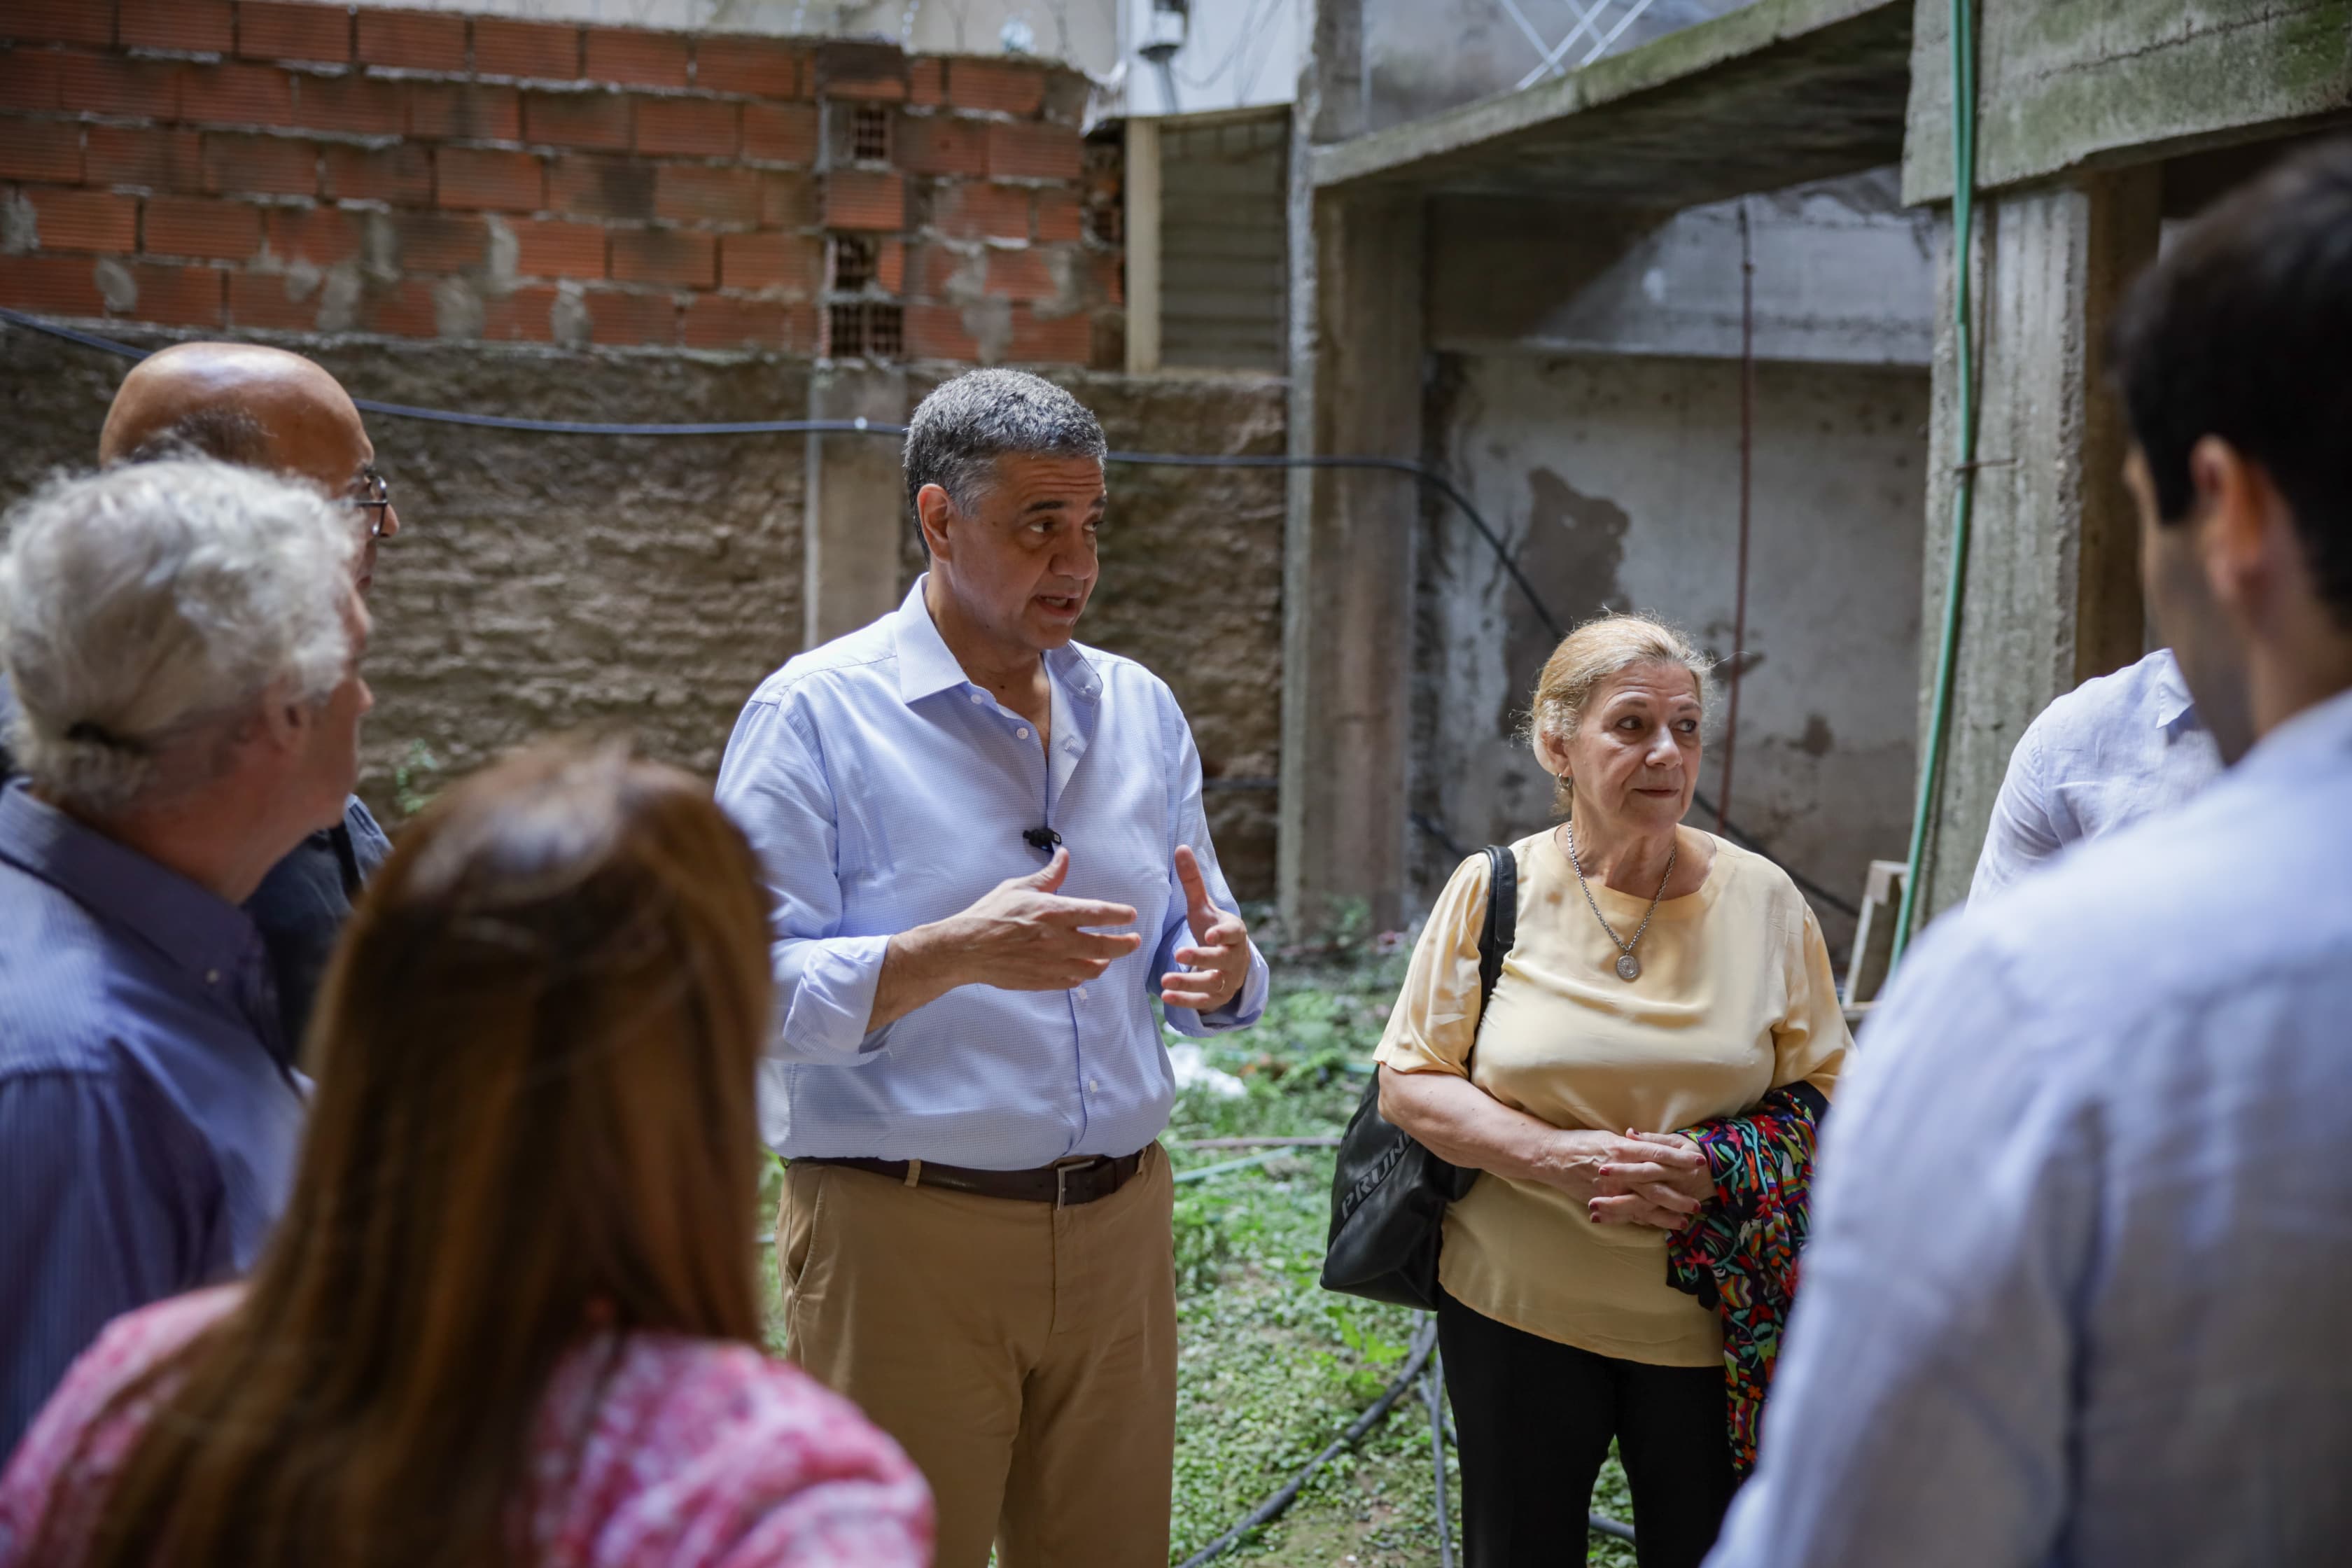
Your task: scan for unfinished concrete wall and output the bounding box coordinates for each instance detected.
[1418,349,1928,954]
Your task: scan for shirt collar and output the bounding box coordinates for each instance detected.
[2150,648,2199,733]
[0,780,265,990]
[890,575,1104,707]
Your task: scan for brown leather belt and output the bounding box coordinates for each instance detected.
[797,1149,1147,1208]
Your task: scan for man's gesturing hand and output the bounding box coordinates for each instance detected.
[954,848,1144,991]
[869,849,1140,1032]
[1161,844,1252,1014]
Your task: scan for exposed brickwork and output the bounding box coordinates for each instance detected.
[986,120,1082,182]
[24,188,136,252]
[356,9,466,74]
[899,114,987,178]
[322,141,430,204]
[121,0,232,55]
[202,132,318,198]
[584,27,687,89]
[436,146,541,211]
[60,54,183,120]
[510,216,606,279]
[144,195,262,260]
[293,72,403,138]
[741,102,817,166]
[636,96,737,158]
[88,125,201,191]
[654,162,760,226]
[696,37,802,100]
[0,4,1112,361]
[475,18,580,81]
[236,1,349,64]
[822,168,903,232]
[949,59,1045,116]
[406,81,521,142]
[524,90,631,152]
[2,1,115,50]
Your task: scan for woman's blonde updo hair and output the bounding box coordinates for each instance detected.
[1528,612,1716,814]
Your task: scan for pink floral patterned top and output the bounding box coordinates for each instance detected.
[0,1289,932,1568]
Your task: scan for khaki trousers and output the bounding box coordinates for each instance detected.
[776,1145,1177,1568]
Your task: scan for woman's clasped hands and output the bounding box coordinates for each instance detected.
[1543,1128,1714,1230]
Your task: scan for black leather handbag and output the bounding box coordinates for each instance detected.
[1319,844,1516,1310]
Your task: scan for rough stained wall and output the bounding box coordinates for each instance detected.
[1417,350,1928,954]
[895,368,1289,899]
[0,323,807,823]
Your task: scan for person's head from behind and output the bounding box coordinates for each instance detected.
[62,739,774,1568]
[2110,137,2352,764]
[904,368,1109,657]
[1529,613,1716,837]
[0,461,368,900]
[99,342,402,594]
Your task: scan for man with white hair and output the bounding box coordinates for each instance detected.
[0,460,372,1450]
[717,369,1268,1567]
[0,342,403,1055]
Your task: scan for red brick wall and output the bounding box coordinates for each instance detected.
[0,3,1118,364]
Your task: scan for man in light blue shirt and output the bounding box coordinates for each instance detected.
[1968,645,2221,901]
[1708,143,2352,1568]
[715,369,1266,1568]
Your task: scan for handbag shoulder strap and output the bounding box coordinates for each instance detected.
[1476,844,1516,1012]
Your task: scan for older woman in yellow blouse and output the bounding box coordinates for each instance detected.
[1376,613,1847,1568]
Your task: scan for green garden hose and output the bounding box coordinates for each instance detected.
[1891,0,1982,967]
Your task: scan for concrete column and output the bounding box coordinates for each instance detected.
[1278,185,1424,934]
[1911,167,2160,920]
[1124,118,1162,375]
[802,364,910,649]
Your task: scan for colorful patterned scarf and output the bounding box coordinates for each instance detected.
[1664,1081,1826,1476]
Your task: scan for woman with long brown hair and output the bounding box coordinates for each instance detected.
[0,740,932,1568]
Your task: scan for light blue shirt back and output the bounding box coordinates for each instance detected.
[1969,648,2223,902]
[713,580,1268,1170]
[1709,686,2352,1568]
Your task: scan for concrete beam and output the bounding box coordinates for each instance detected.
[1279,185,1425,935]
[802,365,910,648]
[1910,168,2158,922]
[1427,169,1936,368]
[1310,0,1910,207]
[1905,0,2352,204]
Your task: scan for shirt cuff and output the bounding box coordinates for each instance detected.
[776,934,892,1062]
[1168,941,1270,1037]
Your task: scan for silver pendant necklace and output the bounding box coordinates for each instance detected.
[1563,822,1676,981]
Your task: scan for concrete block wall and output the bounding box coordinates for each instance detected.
[0,0,1120,364]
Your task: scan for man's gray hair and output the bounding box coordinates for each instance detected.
[0,459,358,816]
[902,368,1107,517]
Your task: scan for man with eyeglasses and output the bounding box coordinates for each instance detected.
[0,342,401,1053]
